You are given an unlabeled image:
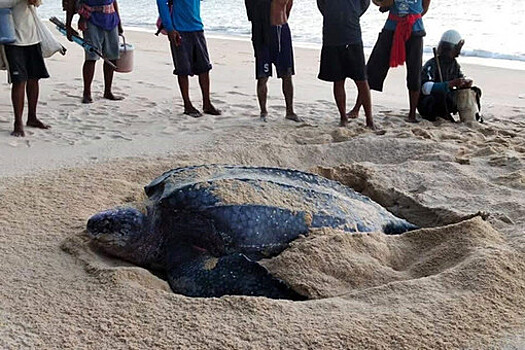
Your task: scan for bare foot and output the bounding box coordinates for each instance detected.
[103,92,124,101]
[405,117,420,124]
[27,118,51,129]
[406,112,420,123]
[366,123,376,130]
[260,111,268,122]
[184,106,203,118]
[339,116,349,127]
[347,109,359,119]
[11,128,25,137]
[285,113,303,122]
[82,94,93,104]
[203,104,222,116]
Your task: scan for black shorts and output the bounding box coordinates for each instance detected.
[4,44,50,83]
[170,31,212,76]
[367,30,423,92]
[254,23,294,79]
[318,43,366,82]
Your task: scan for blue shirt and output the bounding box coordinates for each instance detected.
[157,0,203,32]
[383,0,425,34]
[85,0,120,31]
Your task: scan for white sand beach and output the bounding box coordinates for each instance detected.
[1,29,525,349]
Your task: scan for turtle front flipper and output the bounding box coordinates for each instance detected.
[166,244,305,300]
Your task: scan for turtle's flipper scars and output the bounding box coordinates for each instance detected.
[166,244,305,300]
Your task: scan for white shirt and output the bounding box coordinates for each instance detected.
[0,0,40,46]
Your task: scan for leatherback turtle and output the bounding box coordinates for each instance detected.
[87,165,417,299]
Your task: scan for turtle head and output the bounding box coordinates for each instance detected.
[87,207,147,261]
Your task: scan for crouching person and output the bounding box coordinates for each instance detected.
[0,0,50,137]
[418,30,483,122]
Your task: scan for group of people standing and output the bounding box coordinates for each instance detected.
[247,0,431,128]
[0,0,479,138]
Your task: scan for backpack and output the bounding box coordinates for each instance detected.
[155,0,173,36]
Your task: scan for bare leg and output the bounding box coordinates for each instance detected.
[11,81,26,137]
[257,77,269,121]
[199,72,221,115]
[355,80,374,129]
[333,80,347,127]
[282,75,301,122]
[103,60,123,101]
[408,90,420,122]
[347,94,361,120]
[82,60,96,104]
[26,79,50,129]
[177,75,200,117]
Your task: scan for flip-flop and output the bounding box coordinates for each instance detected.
[405,117,420,124]
[203,108,222,116]
[82,96,93,104]
[285,114,304,123]
[184,110,203,118]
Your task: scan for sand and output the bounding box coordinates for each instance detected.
[1,28,525,349]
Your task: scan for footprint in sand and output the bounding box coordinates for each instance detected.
[411,128,433,140]
[110,134,133,141]
[494,170,525,190]
[227,90,249,96]
[231,104,254,110]
[270,105,286,111]
[488,154,522,168]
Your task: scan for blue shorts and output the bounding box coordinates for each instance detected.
[253,23,294,79]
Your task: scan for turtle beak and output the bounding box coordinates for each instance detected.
[87,207,145,243]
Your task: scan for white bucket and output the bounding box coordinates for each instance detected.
[455,88,479,123]
[116,35,134,73]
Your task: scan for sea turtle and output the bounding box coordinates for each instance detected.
[87,165,417,299]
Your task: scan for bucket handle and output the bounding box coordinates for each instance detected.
[119,34,127,52]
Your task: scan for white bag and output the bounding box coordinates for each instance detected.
[30,5,66,58]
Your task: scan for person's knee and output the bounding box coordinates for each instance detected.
[334,80,345,88]
[355,80,370,88]
[257,77,269,88]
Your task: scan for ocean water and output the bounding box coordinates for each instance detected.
[38,0,525,63]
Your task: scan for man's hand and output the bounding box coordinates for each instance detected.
[449,78,473,89]
[168,30,182,47]
[462,78,473,88]
[28,0,39,6]
[118,24,124,35]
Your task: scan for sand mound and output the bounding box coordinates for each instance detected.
[263,218,506,299]
[61,233,171,293]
